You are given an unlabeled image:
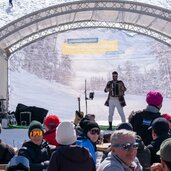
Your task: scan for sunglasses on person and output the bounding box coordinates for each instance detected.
[113,142,139,150]
[89,129,100,135]
[30,130,43,137]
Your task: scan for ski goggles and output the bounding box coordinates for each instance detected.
[113,142,139,150]
[30,130,43,137]
[89,129,100,135]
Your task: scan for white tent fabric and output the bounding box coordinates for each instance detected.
[0,0,170,107]
[0,0,170,56]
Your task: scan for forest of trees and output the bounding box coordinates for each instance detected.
[10,36,73,86]
[9,34,171,97]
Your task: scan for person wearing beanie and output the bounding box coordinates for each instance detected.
[75,114,96,139]
[74,116,90,139]
[146,91,163,107]
[76,120,100,164]
[162,113,171,121]
[162,114,171,134]
[56,121,77,145]
[151,138,171,171]
[44,115,60,129]
[18,120,51,171]
[129,90,163,146]
[28,120,44,139]
[43,115,60,146]
[48,121,96,171]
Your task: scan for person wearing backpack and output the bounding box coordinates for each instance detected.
[129,91,163,146]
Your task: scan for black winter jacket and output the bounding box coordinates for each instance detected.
[129,109,161,146]
[47,145,96,171]
[18,140,51,171]
[147,134,171,164]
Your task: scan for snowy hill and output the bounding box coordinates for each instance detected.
[9,69,171,124]
[1,0,171,122]
[9,69,79,121]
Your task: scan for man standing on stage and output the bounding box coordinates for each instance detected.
[104,71,127,130]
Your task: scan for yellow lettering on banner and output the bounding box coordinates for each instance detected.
[61,40,118,55]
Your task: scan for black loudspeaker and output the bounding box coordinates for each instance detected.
[20,112,31,126]
[29,106,48,124]
[14,103,48,125]
[89,92,94,99]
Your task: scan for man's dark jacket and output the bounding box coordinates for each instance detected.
[129,108,161,146]
[147,134,171,164]
[47,145,96,171]
[18,140,51,171]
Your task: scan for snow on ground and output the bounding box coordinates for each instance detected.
[1,69,170,148]
[9,69,171,124]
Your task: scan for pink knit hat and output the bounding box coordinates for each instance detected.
[146,91,163,106]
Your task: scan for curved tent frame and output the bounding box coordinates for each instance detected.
[0,0,170,107]
[0,0,170,56]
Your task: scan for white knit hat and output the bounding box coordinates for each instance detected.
[56,121,77,145]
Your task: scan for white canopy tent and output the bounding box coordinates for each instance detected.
[0,0,171,110]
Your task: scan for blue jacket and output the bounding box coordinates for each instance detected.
[76,138,96,164]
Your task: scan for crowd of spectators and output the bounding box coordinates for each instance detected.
[1,90,171,171]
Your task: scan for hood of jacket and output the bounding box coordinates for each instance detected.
[57,145,92,163]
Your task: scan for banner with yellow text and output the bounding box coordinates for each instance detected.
[62,40,118,55]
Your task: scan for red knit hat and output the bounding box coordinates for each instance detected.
[146,91,163,106]
[162,114,171,121]
[44,115,60,128]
